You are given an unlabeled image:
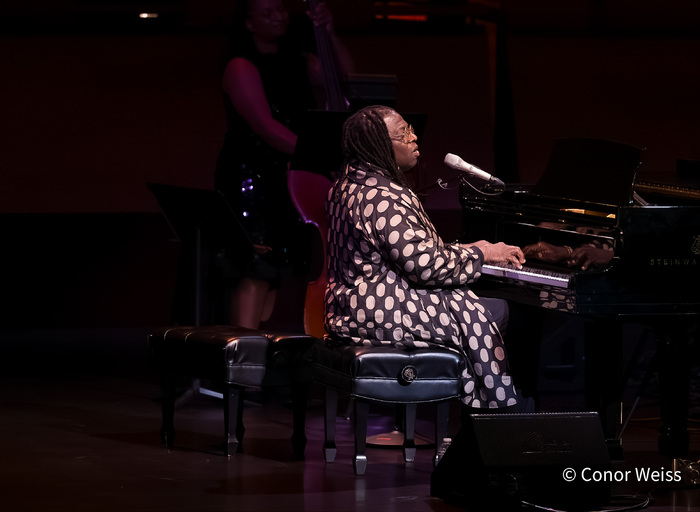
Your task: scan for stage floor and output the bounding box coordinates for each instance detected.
[0,328,697,512]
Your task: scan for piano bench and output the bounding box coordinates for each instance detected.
[313,337,466,475]
[148,325,316,460]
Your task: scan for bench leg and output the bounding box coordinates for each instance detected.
[160,372,175,448]
[402,403,417,463]
[223,384,245,457]
[434,401,450,467]
[353,400,369,475]
[323,386,338,463]
[291,381,308,460]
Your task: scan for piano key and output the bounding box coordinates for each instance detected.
[481,263,573,288]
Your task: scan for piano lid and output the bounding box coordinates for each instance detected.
[530,138,644,206]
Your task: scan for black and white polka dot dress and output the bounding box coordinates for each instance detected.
[324,163,518,408]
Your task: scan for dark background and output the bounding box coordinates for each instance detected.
[2,0,698,329]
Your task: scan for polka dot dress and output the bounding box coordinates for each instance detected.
[324,163,518,408]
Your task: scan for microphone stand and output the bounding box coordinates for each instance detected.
[462,175,507,195]
[416,174,506,196]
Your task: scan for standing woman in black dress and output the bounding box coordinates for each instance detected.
[215,0,354,328]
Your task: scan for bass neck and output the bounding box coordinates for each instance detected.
[306,0,349,111]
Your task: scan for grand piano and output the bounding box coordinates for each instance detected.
[460,138,699,458]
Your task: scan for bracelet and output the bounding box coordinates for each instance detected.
[564,245,573,258]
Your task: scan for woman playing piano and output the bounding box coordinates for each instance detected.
[324,105,530,411]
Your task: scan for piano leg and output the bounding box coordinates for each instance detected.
[584,318,624,459]
[585,316,697,460]
[654,318,696,459]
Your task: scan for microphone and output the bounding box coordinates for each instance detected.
[443,153,505,189]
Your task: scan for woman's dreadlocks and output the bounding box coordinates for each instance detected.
[341,105,410,187]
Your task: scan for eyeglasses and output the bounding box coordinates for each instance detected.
[389,124,415,144]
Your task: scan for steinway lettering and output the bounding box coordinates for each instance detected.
[649,257,698,266]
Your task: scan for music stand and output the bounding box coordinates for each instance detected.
[148,182,256,401]
[290,110,349,176]
[147,182,255,327]
[531,138,644,206]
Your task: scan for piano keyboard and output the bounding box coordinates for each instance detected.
[481,263,573,288]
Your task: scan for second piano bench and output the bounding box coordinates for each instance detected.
[148,325,316,459]
[313,337,466,475]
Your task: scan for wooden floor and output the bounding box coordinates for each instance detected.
[1,327,698,512]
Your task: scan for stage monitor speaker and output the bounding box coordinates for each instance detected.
[431,412,611,511]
